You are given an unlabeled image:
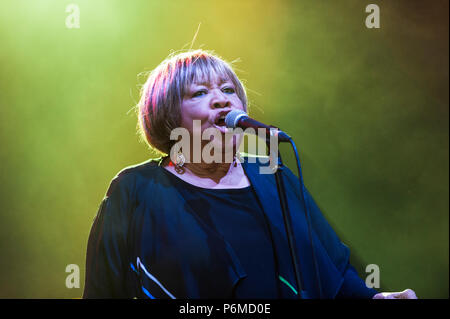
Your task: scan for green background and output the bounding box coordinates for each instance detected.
[0,0,447,298]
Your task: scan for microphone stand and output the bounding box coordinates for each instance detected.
[267,136,308,299]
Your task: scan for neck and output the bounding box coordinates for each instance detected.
[184,161,234,183]
[162,153,240,184]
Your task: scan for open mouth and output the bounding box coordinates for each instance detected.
[215,114,227,127]
[212,112,231,134]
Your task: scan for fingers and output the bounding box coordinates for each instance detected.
[372,289,418,299]
[395,289,418,299]
[372,292,395,299]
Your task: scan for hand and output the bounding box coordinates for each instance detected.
[373,289,418,299]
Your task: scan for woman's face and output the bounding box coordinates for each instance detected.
[180,73,245,161]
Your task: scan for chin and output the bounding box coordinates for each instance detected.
[202,138,240,163]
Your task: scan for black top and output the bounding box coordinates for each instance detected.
[83,156,379,299]
[165,170,280,298]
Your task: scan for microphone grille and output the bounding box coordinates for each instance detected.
[225,110,247,128]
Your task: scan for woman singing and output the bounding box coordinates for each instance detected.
[83,50,416,299]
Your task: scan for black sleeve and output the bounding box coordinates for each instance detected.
[83,173,134,298]
[336,264,379,299]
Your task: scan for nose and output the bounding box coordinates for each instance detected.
[211,89,230,109]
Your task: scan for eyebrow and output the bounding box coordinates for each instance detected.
[192,78,232,87]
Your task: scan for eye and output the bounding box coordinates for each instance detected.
[192,89,207,98]
[222,87,235,94]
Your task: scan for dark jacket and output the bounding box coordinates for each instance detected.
[83,156,378,299]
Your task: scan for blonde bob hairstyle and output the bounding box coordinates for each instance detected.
[137,50,248,155]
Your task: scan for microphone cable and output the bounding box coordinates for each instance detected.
[287,136,323,299]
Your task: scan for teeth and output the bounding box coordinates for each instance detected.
[215,115,226,124]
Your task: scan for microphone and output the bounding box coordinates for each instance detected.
[225,110,291,142]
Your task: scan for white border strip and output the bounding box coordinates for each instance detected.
[136,257,176,299]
